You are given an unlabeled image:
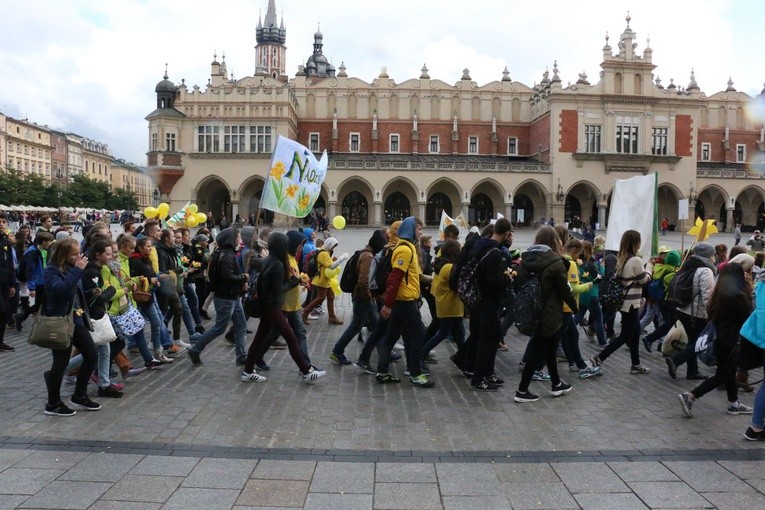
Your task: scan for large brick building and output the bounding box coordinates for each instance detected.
[147,5,765,230]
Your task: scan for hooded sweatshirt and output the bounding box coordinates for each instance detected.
[259,232,300,309]
[384,216,420,305]
[521,244,577,338]
[311,237,340,288]
[283,230,306,312]
[210,228,247,299]
[354,229,387,302]
[469,235,509,305]
[301,228,316,270]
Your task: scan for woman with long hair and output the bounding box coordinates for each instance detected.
[576,240,607,347]
[590,229,651,373]
[678,263,753,417]
[515,226,578,402]
[42,237,101,416]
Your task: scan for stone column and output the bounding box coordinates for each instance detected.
[374,202,382,227]
[231,202,239,222]
[726,207,735,232]
[597,204,607,230]
[505,203,513,221]
[329,201,337,219]
[418,203,426,222]
[462,203,469,222]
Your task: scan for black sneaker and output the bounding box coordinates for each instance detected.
[44,402,76,417]
[514,390,539,403]
[145,359,165,370]
[376,373,400,384]
[486,374,504,385]
[188,350,203,366]
[642,336,652,353]
[255,359,271,371]
[354,360,376,374]
[195,325,206,334]
[13,312,25,332]
[744,427,765,441]
[449,354,464,371]
[666,357,677,379]
[0,342,15,351]
[551,381,572,397]
[224,329,235,344]
[69,396,101,411]
[471,379,499,391]
[97,385,124,398]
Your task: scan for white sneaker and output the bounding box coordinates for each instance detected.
[241,371,267,382]
[307,313,321,320]
[393,342,405,351]
[302,366,326,383]
[155,349,174,363]
[174,339,192,349]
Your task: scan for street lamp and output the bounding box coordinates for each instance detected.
[153,187,160,206]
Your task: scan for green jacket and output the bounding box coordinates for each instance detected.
[101,264,135,316]
[652,262,677,295]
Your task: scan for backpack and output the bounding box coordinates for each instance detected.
[666,269,695,306]
[512,268,542,336]
[16,251,28,282]
[305,249,321,278]
[369,245,413,294]
[646,277,664,301]
[339,250,363,293]
[457,247,497,309]
[694,321,717,366]
[600,272,627,311]
[242,268,261,318]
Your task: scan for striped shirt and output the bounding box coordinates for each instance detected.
[619,256,651,312]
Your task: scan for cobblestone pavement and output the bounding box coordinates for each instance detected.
[0,227,762,508]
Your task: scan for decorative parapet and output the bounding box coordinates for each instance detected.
[572,152,681,172]
[697,164,765,179]
[327,154,549,173]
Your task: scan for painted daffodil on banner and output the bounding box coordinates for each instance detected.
[260,136,328,218]
[687,217,719,242]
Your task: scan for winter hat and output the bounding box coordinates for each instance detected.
[240,226,256,248]
[729,253,755,272]
[55,231,70,241]
[193,234,209,244]
[324,237,339,251]
[692,242,715,259]
[664,250,682,267]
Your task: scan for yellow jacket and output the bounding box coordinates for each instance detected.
[311,250,340,288]
[563,255,591,313]
[283,254,302,312]
[392,240,420,301]
[432,262,463,318]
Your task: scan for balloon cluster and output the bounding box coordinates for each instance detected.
[144,202,207,228]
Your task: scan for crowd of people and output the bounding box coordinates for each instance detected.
[1,210,764,442]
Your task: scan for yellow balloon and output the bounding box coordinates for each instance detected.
[157,203,170,219]
[195,212,207,224]
[144,206,157,218]
[188,204,198,215]
[332,215,346,230]
[186,215,198,227]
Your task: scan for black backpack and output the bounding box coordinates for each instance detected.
[370,245,413,294]
[305,249,321,278]
[242,268,261,318]
[667,269,695,306]
[601,273,627,311]
[512,268,543,336]
[339,250,363,293]
[457,248,497,309]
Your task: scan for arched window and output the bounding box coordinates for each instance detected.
[384,191,410,223]
[426,192,452,225]
[342,191,368,225]
[469,193,493,225]
[513,194,533,225]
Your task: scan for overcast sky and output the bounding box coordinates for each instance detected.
[1,0,763,165]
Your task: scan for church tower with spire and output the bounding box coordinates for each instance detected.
[255,0,287,79]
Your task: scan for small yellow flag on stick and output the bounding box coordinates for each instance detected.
[687,217,719,242]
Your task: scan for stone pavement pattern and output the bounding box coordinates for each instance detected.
[0,227,763,508]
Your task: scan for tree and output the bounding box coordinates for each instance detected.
[106,187,139,211]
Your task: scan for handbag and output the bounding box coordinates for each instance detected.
[695,321,717,366]
[110,305,146,339]
[662,319,688,357]
[28,312,74,350]
[90,314,117,345]
[132,290,152,303]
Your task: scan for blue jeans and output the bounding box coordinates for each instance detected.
[190,296,247,362]
[575,296,606,346]
[376,300,425,377]
[333,299,379,357]
[184,281,202,326]
[561,313,586,370]
[265,310,310,362]
[139,300,167,350]
[423,317,465,353]
[96,343,111,387]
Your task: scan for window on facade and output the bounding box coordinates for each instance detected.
[224,125,245,152]
[507,137,518,155]
[349,133,360,152]
[389,134,400,153]
[468,136,478,154]
[616,116,639,154]
[737,144,746,162]
[249,125,272,153]
[429,135,439,153]
[165,133,176,152]
[198,125,220,152]
[309,133,320,152]
[584,125,601,153]
[651,127,668,156]
[701,143,711,161]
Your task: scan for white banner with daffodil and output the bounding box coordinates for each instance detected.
[261,135,328,218]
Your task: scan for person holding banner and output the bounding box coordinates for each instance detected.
[589,230,652,374]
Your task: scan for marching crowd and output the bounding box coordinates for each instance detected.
[1,210,765,442]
